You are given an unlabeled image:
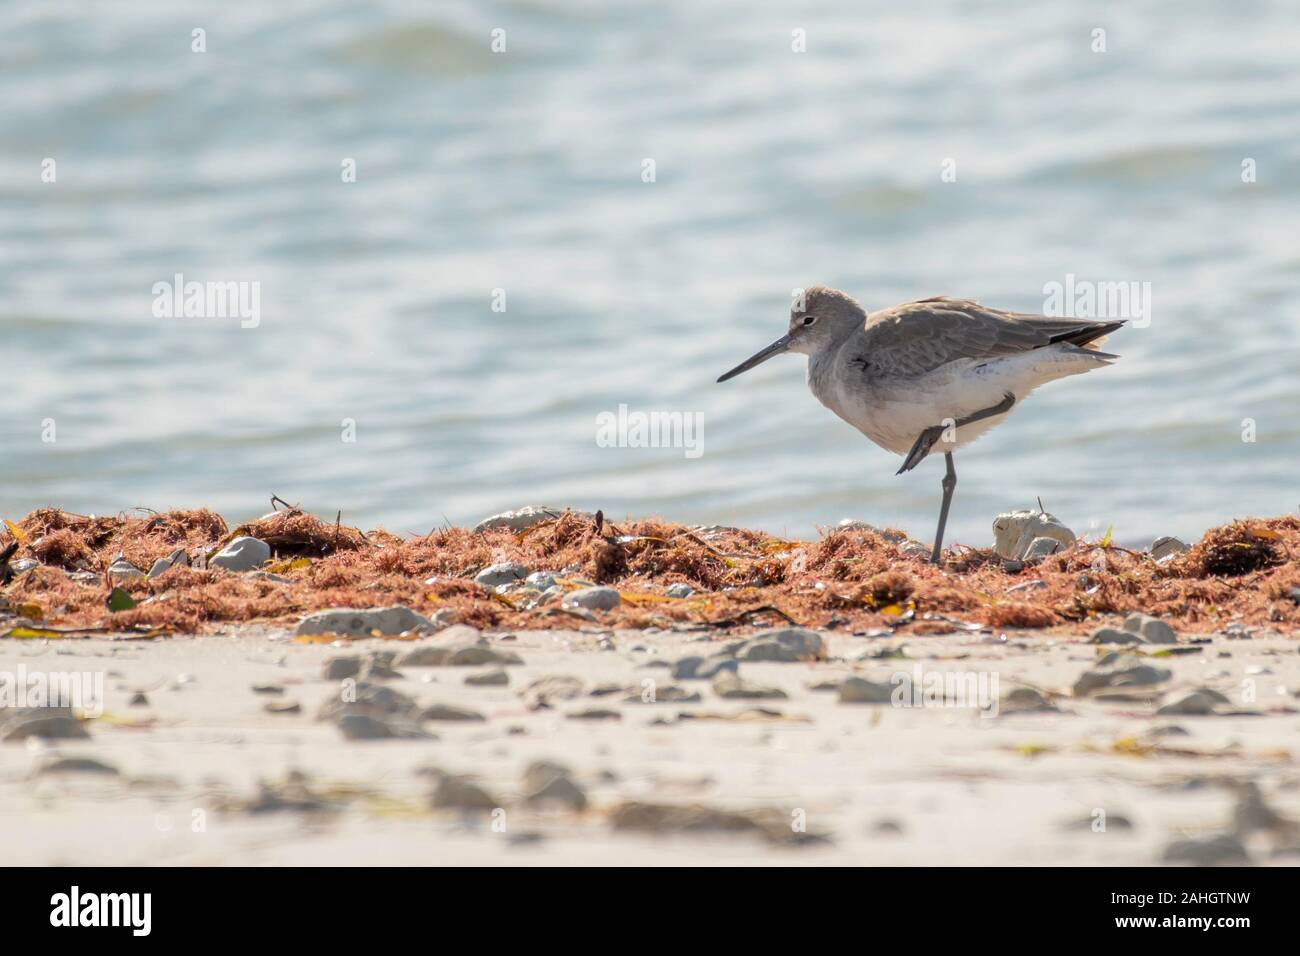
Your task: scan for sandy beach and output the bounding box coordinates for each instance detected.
[3,505,1299,866]
[4,621,1298,866]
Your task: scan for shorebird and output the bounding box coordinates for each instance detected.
[717,287,1122,564]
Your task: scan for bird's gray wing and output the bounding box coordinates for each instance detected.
[855,297,1116,378]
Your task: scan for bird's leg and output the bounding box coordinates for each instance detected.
[896,392,1016,475]
[958,391,1016,427]
[893,393,1016,564]
[930,453,956,564]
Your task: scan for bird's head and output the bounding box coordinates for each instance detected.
[717,285,866,382]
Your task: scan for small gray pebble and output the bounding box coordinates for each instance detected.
[474,562,530,587]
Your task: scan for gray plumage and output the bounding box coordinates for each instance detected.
[856,296,1122,379]
[717,285,1124,564]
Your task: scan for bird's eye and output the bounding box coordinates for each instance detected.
[802,315,817,326]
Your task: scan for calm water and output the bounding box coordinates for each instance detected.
[3,1,1299,547]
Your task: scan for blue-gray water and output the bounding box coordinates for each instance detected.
[3,1,1299,546]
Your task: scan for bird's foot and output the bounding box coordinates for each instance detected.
[896,425,945,475]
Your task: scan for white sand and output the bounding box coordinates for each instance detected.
[2,625,1298,865]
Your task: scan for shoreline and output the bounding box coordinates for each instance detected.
[3,505,1298,865]
[2,505,1299,639]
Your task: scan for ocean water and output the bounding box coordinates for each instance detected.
[3,1,1299,547]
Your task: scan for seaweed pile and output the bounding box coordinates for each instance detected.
[1,505,1297,637]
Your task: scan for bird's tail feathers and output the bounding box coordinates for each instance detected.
[1051,319,1125,354]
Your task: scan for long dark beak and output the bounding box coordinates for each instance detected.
[716,334,792,383]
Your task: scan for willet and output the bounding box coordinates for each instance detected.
[717,287,1122,564]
